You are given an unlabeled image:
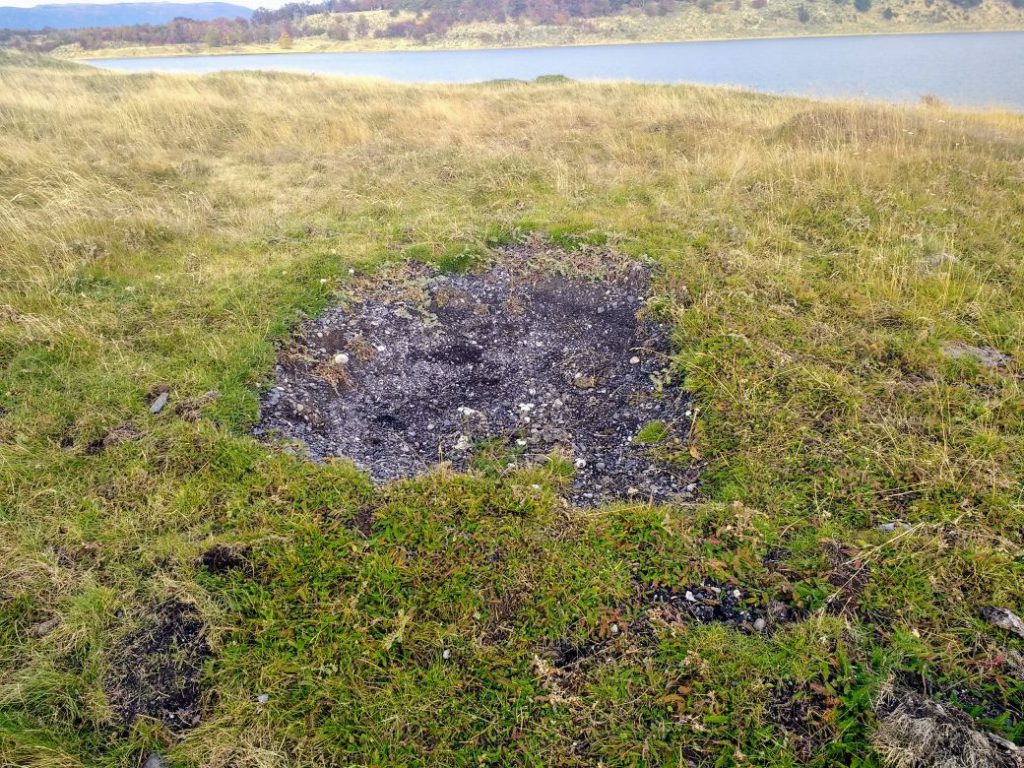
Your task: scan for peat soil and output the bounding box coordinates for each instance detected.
[104,600,211,732]
[257,260,700,504]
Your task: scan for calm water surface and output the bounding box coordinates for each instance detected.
[87,31,1024,109]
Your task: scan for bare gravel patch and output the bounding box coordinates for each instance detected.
[256,254,700,505]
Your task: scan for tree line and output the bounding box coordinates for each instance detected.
[0,0,660,51]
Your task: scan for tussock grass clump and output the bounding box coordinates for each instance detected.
[0,56,1022,767]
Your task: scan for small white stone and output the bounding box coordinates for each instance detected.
[454,434,471,451]
[376,344,386,352]
[295,403,304,412]
[630,356,640,365]
[319,278,328,284]
[256,693,269,704]
[333,353,349,365]
[442,649,451,660]
[574,458,587,469]
[517,403,535,413]
[516,439,527,447]
[610,623,620,635]
[753,617,766,632]
[732,589,741,599]
[685,591,697,603]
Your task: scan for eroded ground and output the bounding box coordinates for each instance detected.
[257,255,701,504]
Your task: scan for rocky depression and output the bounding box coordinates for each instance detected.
[256,263,700,504]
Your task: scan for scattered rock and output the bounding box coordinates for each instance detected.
[256,256,700,505]
[877,522,912,533]
[142,754,168,768]
[643,581,793,630]
[941,341,1012,370]
[29,616,60,637]
[872,687,1023,768]
[149,392,169,415]
[982,607,1024,640]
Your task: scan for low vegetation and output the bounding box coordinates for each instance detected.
[2,0,1023,59]
[1,52,1022,766]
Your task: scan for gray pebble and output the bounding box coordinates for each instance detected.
[149,391,169,414]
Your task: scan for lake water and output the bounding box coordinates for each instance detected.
[87,31,1024,109]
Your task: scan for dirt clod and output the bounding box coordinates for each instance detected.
[86,423,141,454]
[873,687,1023,768]
[104,599,210,732]
[769,680,838,762]
[257,261,698,504]
[175,390,220,422]
[198,544,248,574]
[823,539,871,615]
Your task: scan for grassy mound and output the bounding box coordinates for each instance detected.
[0,59,1022,766]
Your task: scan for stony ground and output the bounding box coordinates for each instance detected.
[257,256,701,504]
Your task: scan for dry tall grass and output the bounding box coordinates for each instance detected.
[1,54,1022,767]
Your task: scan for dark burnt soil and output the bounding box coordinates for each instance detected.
[198,544,249,574]
[769,680,838,763]
[822,539,872,616]
[644,581,799,632]
[256,263,700,504]
[104,600,210,732]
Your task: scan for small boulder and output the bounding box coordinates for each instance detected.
[982,607,1024,639]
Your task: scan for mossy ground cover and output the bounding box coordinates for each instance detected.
[0,54,1022,766]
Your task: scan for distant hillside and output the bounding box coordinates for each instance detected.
[0,0,1021,54]
[0,2,252,31]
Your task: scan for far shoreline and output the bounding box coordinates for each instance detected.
[73,26,1024,62]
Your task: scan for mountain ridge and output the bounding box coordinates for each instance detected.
[0,2,253,31]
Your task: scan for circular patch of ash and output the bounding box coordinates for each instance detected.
[256,264,700,504]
